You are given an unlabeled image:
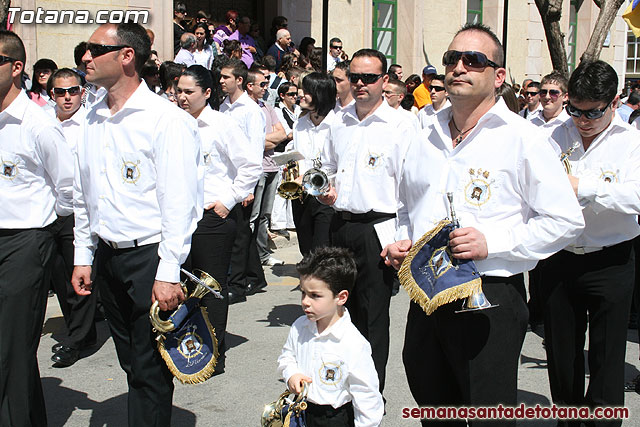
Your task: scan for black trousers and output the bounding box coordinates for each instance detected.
[541,243,634,427]
[185,207,237,373]
[228,202,266,292]
[0,228,55,427]
[306,401,355,427]
[292,196,334,256]
[96,241,174,427]
[49,215,97,349]
[403,275,529,427]
[330,213,395,392]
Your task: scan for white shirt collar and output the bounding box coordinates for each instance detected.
[305,308,351,340]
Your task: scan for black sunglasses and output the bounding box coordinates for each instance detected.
[285,92,297,97]
[0,55,17,65]
[428,85,446,92]
[349,73,384,85]
[86,43,129,58]
[442,50,500,69]
[565,101,612,120]
[259,81,269,88]
[525,91,540,97]
[330,45,342,50]
[53,86,82,96]
[539,89,562,98]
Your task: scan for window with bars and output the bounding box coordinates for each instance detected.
[372,0,397,64]
[467,0,483,24]
[567,0,578,73]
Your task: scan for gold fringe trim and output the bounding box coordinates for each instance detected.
[398,220,483,315]
[157,306,219,384]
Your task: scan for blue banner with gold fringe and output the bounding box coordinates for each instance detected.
[398,219,482,315]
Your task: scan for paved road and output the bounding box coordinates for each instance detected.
[39,233,640,426]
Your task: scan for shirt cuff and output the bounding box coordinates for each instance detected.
[395,224,410,242]
[220,193,238,212]
[478,226,511,258]
[155,259,181,283]
[74,246,94,266]
[282,366,303,383]
[577,176,598,201]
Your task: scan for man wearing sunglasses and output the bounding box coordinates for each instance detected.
[327,37,343,72]
[519,80,542,120]
[383,23,584,423]
[0,30,74,426]
[530,71,569,131]
[417,74,450,130]
[412,64,437,110]
[71,23,202,427]
[543,60,640,421]
[318,48,419,394]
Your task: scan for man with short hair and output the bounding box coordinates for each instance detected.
[228,16,257,68]
[319,48,417,392]
[265,29,294,72]
[388,63,403,80]
[412,65,437,109]
[383,78,417,125]
[48,68,98,368]
[0,29,74,426]
[519,81,542,120]
[417,73,450,129]
[327,37,343,72]
[258,56,281,107]
[72,23,202,426]
[331,60,353,111]
[531,71,570,132]
[174,32,197,66]
[383,23,584,422]
[545,60,640,423]
[219,59,266,303]
[617,91,640,123]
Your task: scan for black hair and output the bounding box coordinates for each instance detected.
[260,55,277,73]
[277,81,296,98]
[0,30,26,63]
[221,58,248,87]
[181,65,213,107]
[159,61,185,91]
[115,22,151,75]
[301,72,336,117]
[495,82,519,113]
[332,60,350,76]
[30,58,58,95]
[351,48,387,74]
[141,60,159,79]
[74,42,87,66]
[296,247,357,296]
[329,37,342,46]
[47,68,83,95]
[541,71,569,93]
[389,64,402,73]
[432,74,445,83]
[299,37,316,57]
[455,22,504,68]
[246,66,264,85]
[280,53,298,75]
[192,22,212,45]
[400,93,415,111]
[222,39,242,57]
[628,91,640,106]
[210,56,230,110]
[527,81,541,90]
[174,2,187,14]
[568,60,618,104]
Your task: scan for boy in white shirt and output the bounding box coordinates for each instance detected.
[277,247,383,427]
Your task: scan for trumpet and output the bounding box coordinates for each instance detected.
[301,159,329,197]
[277,160,303,200]
[560,141,581,174]
[261,382,309,427]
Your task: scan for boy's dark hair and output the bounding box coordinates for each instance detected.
[568,60,618,104]
[260,55,277,73]
[351,48,387,74]
[455,22,504,68]
[296,247,357,296]
[47,68,82,94]
[541,71,569,93]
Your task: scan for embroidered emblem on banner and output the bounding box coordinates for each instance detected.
[600,169,619,183]
[1,160,17,180]
[121,160,140,184]
[465,168,494,207]
[366,151,382,169]
[319,362,342,385]
[429,246,456,279]
[177,326,204,359]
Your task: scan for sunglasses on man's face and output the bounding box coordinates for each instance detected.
[0,55,17,65]
[442,50,500,70]
[330,45,342,50]
[539,89,562,99]
[428,85,446,92]
[349,73,384,85]
[86,43,129,58]
[285,92,297,97]
[53,86,82,96]
[565,101,612,120]
[525,91,540,97]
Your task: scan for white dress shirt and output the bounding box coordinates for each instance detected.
[220,92,266,168]
[417,100,451,130]
[277,310,384,427]
[174,48,196,67]
[73,82,203,282]
[530,108,569,131]
[549,115,640,252]
[333,98,355,114]
[193,44,215,69]
[519,104,543,121]
[397,99,585,277]
[58,106,87,153]
[0,90,74,229]
[197,106,262,210]
[292,111,336,175]
[322,101,414,214]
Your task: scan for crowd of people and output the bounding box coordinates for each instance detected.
[0,5,639,427]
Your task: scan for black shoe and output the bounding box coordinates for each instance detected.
[51,342,63,353]
[227,288,247,304]
[624,374,640,392]
[51,346,80,367]
[246,281,267,296]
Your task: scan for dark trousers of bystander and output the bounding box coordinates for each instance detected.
[96,241,174,427]
[330,212,395,392]
[185,207,238,373]
[541,242,634,427]
[292,196,334,256]
[0,228,55,427]
[50,214,98,349]
[403,275,529,427]
[228,198,267,294]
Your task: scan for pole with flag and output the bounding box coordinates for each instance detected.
[623,0,640,37]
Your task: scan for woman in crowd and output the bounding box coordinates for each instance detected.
[289,73,336,256]
[28,58,57,107]
[158,61,185,104]
[297,37,315,69]
[222,39,243,60]
[176,65,261,375]
[404,74,421,94]
[193,22,216,70]
[213,9,238,50]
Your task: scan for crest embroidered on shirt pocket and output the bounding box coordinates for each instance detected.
[599,169,619,183]
[365,151,383,170]
[120,153,142,184]
[0,152,23,182]
[317,353,346,387]
[464,168,495,207]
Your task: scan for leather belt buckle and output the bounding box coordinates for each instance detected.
[573,246,586,255]
[341,211,352,220]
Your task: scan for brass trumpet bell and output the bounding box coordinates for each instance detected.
[277,160,303,200]
[455,288,498,313]
[261,382,308,427]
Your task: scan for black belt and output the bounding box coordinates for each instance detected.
[338,211,395,222]
[306,401,353,417]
